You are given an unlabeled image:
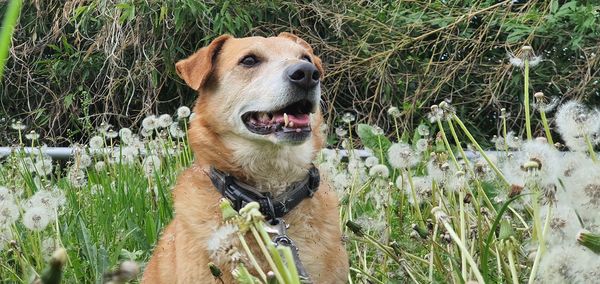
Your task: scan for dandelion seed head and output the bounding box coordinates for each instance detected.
[555,101,600,151]
[105,129,118,139]
[387,107,401,118]
[34,159,53,176]
[142,155,161,177]
[97,122,112,135]
[169,123,186,138]
[364,156,379,168]
[89,136,104,150]
[388,143,419,169]
[0,200,19,227]
[22,207,52,231]
[341,113,356,123]
[25,130,40,140]
[417,125,430,136]
[177,106,191,118]
[142,115,158,131]
[11,120,26,131]
[158,114,173,128]
[0,230,12,251]
[335,127,347,137]
[369,164,389,178]
[68,168,87,188]
[415,138,429,153]
[0,186,13,203]
[428,105,444,123]
[41,237,57,261]
[95,161,106,172]
[372,126,384,135]
[333,172,350,192]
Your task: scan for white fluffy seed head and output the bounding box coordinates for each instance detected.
[177,106,191,119]
[142,155,161,177]
[388,142,420,169]
[22,207,52,231]
[142,115,158,131]
[369,164,389,178]
[364,156,379,168]
[89,136,104,149]
[158,114,173,128]
[0,200,20,227]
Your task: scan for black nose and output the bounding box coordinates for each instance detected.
[286,62,320,90]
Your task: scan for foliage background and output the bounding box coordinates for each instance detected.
[1,0,599,145]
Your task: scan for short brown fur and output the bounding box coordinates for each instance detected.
[143,34,349,283]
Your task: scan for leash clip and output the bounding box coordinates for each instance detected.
[265,218,313,283]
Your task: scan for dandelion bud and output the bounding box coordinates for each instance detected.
[208,262,222,278]
[219,199,238,221]
[439,101,449,109]
[345,220,364,237]
[577,230,600,254]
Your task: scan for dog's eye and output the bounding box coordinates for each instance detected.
[240,55,259,67]
[301,55,312,63]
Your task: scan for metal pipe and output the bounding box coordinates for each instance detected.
[0,147,74,159]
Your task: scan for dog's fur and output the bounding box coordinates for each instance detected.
[142,33,349,283]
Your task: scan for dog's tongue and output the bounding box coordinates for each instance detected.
[274,113,310,128]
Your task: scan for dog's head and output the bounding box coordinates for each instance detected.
[177,33,324,145]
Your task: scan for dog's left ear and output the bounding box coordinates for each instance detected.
[176,34,232,91]
[278,32,324,78]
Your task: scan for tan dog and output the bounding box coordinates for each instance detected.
[142,33,349,283]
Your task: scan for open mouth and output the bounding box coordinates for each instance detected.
[242,99,315,135]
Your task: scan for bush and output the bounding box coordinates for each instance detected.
[1,0,599,147]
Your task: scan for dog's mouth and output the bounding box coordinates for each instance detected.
[242,99,315,136]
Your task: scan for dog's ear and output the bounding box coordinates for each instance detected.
[278,32,324,78]
[175,34,232,91]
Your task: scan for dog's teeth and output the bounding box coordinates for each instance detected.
[289,121,294,127]
[283,113,289,127]
[296,128,301,133]
[259,112,270,122]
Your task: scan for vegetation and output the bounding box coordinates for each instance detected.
[1,0,599,145]
[3,1,600,283]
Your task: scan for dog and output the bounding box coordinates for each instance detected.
[142,33,349,283]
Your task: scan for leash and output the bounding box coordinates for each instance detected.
[208,165,320,282]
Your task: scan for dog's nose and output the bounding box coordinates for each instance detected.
[286,62,320,90]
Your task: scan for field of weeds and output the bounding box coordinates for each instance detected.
[2,1,600,284]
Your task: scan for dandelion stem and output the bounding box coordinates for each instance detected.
[405,169,425,228]
[249,226,285,283]
[436,212,485,284]
[539,110,554,145]
[452,114,510,186]
[507,248,519,284]
[524,59,532,140]
[584,134,598,162]
[435,119,459,167]
[527,205,552,284]
[236,232,268,282]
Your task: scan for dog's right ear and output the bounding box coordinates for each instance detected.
[175,35,232,91]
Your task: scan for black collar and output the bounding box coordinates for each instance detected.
[208,165,320,221]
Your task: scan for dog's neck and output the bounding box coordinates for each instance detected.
[220,134,316,196]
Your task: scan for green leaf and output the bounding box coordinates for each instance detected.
[356,124,392,161]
